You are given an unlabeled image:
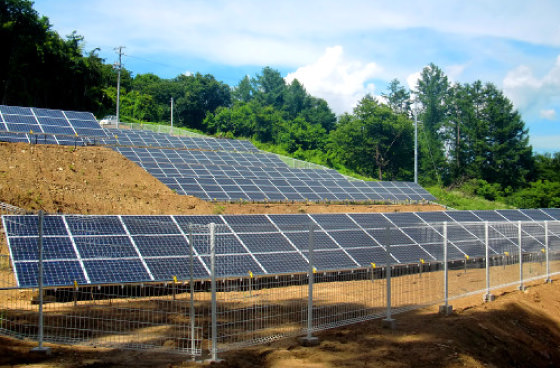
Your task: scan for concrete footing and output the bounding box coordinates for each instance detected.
[30,346,51,355]
[299,336,320,347]
[438,305,453,315]
[483,293,495,302]
[381,318,396,330]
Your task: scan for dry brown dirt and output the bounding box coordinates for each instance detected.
[1,141,560,367]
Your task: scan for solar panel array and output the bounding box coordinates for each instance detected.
[103,128,259,152]
[0,105,106,138]
[0,104,436,203]
[4,208,560,287]
[114,146,435,202]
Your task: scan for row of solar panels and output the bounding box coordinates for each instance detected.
[115,146,436,202]
[105,128,258,152]
[0,105,106,138]
[3,208,560,287]
[158,177,431,201]
[0,105,258,153]
[114,146,288,169]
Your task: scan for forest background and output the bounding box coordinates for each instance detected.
[2,0,559,208]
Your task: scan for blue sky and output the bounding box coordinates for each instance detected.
[34,0,560,153]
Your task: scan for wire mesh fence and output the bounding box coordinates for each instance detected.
[1,215,560,360]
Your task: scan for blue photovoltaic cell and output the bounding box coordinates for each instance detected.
[302,250,356,270]
[3,216,67,236]
[0,105,33,115]
[284,231,339,250]
[237,233,295,253]
[345,247,390,267]
[74,236,137,258]
[134,235,189,257]
[121,216,181,235]
[84,259,150,284]
[9,237,76,261]
[329,229,378,248]
[145,257,208,280]
[253,252,308,274]
[66,216,126,236]
[15,261,87,288]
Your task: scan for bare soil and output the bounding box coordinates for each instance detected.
[1,142,560,367]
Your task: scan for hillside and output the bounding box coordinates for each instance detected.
[0,142,443,215]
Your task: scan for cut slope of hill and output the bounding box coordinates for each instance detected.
[0,142,443,215]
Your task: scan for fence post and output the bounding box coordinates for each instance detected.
[518,221,525,291]
[545,221,551,283]
[382,226,396,329]
[31,210,50,354]
[483,221,495,302]
[300,224,319,346]
[439,222,452,314]
[188,224,197,360]
[208,223,220,362]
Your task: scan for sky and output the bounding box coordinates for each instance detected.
[34,0,560,153]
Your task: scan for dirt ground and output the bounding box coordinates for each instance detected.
[1,279,560,368]
[1,141,560,367]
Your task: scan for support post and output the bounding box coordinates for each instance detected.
[188,224,196,360]
[300,224,319,346]
[382,226,396,329]
[208,223,221,362]
[518,221,525,291]
[31,210,50,354]
[483,221,495,302]
[545,221,551,283]
[439,222,453,314]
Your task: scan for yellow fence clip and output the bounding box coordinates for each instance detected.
[114,134,118,139]
[541,248,546,254]
[73,280,78,289]
[312,267,317,274]
[420,258,425,264]
[465,254,470,260]
[370,262,376,269]
[172,275,178,284]
[30,129,33,134]
[504,251,510,256]
[248,271,253,279]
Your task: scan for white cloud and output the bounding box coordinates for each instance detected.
[540,109,557,120]
[406,72,422,91]
[503,55,560,113]
[285,46,382,115]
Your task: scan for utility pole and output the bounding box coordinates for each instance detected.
[412,103,420,184]
[170,97,174,132]
[114,46,125,129]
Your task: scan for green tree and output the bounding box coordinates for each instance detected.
[174,73,231,129]
[480,84,533,189]
[329,96,413,180]
[383,79,410,115]
[415,63,450,184]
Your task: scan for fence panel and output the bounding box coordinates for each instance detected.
[1,217,560,359]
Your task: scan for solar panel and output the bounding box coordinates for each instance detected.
[6,210,556,287]
[0,105,107,138]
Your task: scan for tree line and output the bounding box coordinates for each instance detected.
[2,0,559,207]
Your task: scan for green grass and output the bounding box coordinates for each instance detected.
[426,186,515,210]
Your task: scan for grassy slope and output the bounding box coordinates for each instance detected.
[427,186,515,210]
